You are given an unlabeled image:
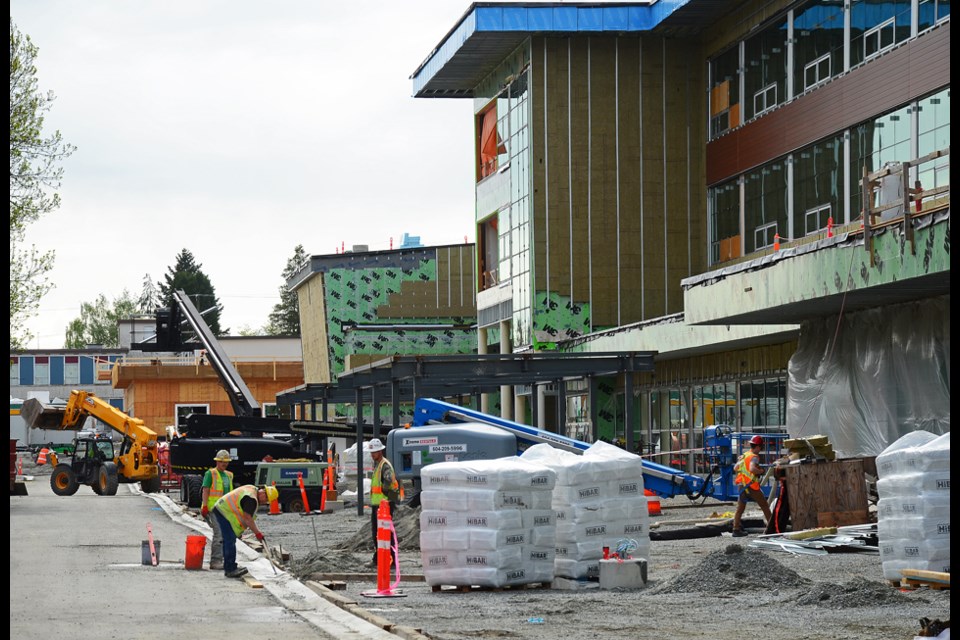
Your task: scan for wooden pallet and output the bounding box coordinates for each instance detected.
[431,581,552,593]
[898,569,950,591]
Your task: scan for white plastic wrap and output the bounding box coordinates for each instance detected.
[419,457,557,588]
[787,297,950,457]
[521,441,650,580]
[875,431,950,580]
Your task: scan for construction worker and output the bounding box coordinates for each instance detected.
[212,484,278,578]
[732,435,773,537]
[365,438,401,567]
[200,450,234,570]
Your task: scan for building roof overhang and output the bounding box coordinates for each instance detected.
[411,0,730,98]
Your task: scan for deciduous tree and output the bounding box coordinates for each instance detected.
[64,290,137,348]
[9,19,76,348]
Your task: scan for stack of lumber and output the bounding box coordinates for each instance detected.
[783,434,836,461]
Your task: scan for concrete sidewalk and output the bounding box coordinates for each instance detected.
[10,476,398,640]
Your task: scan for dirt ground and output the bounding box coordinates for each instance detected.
[21,459,949,639]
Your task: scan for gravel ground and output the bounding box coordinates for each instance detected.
[20,459,949,639]
[253,488,949,640]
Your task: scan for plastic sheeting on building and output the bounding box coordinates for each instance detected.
[786,295,950,458]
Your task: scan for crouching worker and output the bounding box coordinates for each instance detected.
[212,484,278,578]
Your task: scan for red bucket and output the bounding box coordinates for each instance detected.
[184,534,206,570]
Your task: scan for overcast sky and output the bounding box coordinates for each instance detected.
[12,1,478,348]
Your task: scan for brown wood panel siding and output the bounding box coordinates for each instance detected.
[531,37,548,289]
[545,37,571,297]
[589,37,620,326]
[640,38,666,319]
[570,38,592,305]
[617,37,643,324]
[707,23,950,185]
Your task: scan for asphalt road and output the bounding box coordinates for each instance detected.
[9,474,400,640]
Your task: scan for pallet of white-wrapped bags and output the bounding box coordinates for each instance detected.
[419,457,557,588]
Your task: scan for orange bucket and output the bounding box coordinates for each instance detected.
[184,534,207,570]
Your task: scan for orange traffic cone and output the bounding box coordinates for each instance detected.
[296,472,311,513]
[645,489,662,516]
[268,482,281,515]
[37,448,49,465]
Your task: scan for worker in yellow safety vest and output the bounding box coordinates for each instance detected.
[732,435,773,537]
[212,484,278,578]
[200,450,234,570]
[365,438,401,567]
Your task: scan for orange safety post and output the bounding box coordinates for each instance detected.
[644,489,662,516]
[773,233,780,251]
[376,500,392,593]
[268,481,281,515]
[827,216,834,238]
[319,471,327,513]
[296,472,311,514]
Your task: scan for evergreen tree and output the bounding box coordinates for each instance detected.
[137,273,160,314]
[64,290,137,348]
[158,249,225,335]
[10,20,76,349]
[266,244,306,336]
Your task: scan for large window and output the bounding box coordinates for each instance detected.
[710,179,741,263]
[744,162,788,252]
[918,0,951,31]
[916,88,951,192]
[794,134,844,235]
[743,17,788,121]
[849,102,912,218]
[850,0,912,68]
[709,46,741,138]
[793,0,846,94]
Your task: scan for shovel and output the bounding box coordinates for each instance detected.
[261,535,278,575]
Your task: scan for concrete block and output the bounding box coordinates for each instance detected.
[599,558,647,589]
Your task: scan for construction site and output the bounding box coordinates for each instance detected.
[11,453,950,640]
[10,1,950,638]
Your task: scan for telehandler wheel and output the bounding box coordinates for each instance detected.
[140,475,162,493]
[181,474,203,508]
[97,462,120,496]
[50,464,80,496]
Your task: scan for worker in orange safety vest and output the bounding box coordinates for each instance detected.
[732,435,773,537]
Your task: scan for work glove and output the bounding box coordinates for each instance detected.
[255,531,265,541]
[201,506,209,517]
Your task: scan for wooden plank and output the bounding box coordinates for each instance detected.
[785,526,837,540]
[242,575,264,589]
[900,569,950,585]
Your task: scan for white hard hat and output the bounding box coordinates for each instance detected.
[365,438,385,452]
